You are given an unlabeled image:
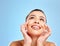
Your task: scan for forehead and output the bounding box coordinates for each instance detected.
[29,11,46,18]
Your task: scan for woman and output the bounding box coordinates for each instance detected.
[10,9,56,46]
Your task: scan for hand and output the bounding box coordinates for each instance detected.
[37,24,51,45]
[21,22,32,46]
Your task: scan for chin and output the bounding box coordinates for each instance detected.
[27,30,42,36]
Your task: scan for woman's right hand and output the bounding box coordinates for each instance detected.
[21,22,32,46]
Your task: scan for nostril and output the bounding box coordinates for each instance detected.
[34,21,39,24]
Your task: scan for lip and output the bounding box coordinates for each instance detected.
[31,24,41,30]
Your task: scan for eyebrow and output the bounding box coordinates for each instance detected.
[39,16,45,18]
[30,15,35,17]
[30,15,45,18]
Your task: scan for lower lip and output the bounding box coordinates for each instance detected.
[31,26,41,30]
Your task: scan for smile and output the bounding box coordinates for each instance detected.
[31,25,41,30]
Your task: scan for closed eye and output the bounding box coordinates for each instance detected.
[40,18,44,21]
[29,17,34,19]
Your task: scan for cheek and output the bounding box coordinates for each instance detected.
[40,21,45,26]
[40,22,44,25]
[27,20,34,25]
[27,20,34,30]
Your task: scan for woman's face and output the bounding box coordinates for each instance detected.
[26,11,46,36]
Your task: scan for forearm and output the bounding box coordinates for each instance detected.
[24,44,31,46]
[37,42,43,46]
[23,41,31,46]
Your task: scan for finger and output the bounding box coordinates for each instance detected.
[25,21,28,25]
[21,24,29,38]
[40,24,47,33]
[47,25,51,33]
[44,24,51,33]
[24,21,29,30]
[40,24,51,37]
[21,25,27,38]
[44,32,51,39]
[40,25,44,32]
[45,25,51,36]
[21,21,28,30]
[21,24,26,33]
[44,26,51,38]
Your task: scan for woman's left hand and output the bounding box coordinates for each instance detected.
[37,24,51,46]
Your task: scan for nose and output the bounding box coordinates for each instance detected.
[34,20,39,24]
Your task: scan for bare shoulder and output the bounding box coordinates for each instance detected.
[46,41,56,46]
[10,40,24,46]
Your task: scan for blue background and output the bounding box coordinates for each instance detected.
[0,0,60,46]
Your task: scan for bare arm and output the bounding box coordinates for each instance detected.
[10,42,18,46]
[10,41,22,46]
[50,42,56,46]
[21,22,32,46]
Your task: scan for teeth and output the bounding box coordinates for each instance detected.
[31,25,40,30]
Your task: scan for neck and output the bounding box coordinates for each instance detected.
[31,36,38,46]
[27,33,40,46]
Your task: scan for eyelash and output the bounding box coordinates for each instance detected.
[29,17,44,21]
[29,17,34,19]
[40,18,44,21]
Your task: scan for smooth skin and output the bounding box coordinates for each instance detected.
[10,11,55,46]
